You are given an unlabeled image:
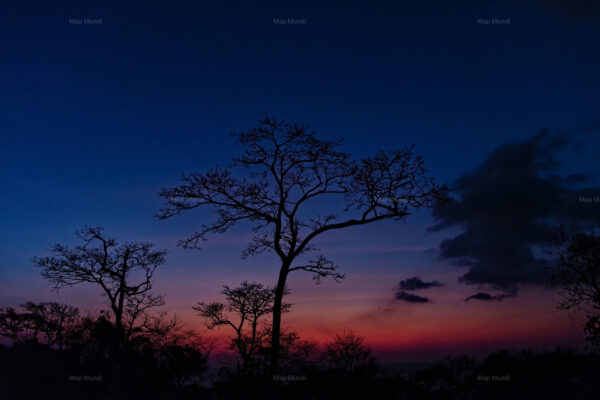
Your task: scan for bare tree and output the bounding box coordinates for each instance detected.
[159,116,445,371]
[123,292,166,339]
[194,281,286,369]
[137,311,183,348]
[321,330,378,374]
[22,302,80,350]
[33,226,167,344]
[555,230,600,348]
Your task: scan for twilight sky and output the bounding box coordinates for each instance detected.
[1,0,600,362]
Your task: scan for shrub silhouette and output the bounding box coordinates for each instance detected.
[0,304,210,400]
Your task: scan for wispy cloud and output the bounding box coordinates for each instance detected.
[395,291,430,303]
[398,277,444,291]
[465,291,516,302]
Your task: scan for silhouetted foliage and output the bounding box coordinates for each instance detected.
[194,281,288,371]
[137,313,211,389]
[159,116,446,371]
[0,302,79,351]
[33,226,167,341]
[2,308,599,400]
[555,229,600,348]
[277,330,320,375]
[415,354,477,398]
[0,303,210,400]
[321,329,379,375]
[0,306,40,345]
[24,301,80,350]
[26,227,217,398]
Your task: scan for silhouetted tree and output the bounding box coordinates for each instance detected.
[0,300,211,399]
[194,281,287,369]
[273,330,319,374]
[0,302,81,350]
[415,354,477,398]
[22,301,80,350]
[555,230,600,348]
[321,330,378,374]
[33,226,167,398]
[159,116,445,371]
[138,311,182,346]
[138,312,211,388]
[33,226,167,343]
[0,306,40,344]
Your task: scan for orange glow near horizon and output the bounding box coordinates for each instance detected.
[6,259,586,363]
[169,277,586,363]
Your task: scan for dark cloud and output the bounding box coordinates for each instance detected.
[430,130,600,292]
[465,292,515,302]
[398,277,444,291]
[395,291,429,303]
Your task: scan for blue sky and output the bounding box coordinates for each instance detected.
[1,0,599,359]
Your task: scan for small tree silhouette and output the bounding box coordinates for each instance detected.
[194,281,287,370]
[138,312,211,387]
[21,302,80,350]
[33,226,168,397]
[555,230,600,348]
[0,306,40,345]
[321,330,378,374]
[159,116,445,371]
[271,330,320,374]
[33,226,167,342]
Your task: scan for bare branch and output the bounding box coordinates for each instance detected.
[33,226,167,335]
[289,255,345,283]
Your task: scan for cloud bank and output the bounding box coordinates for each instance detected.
[430,130,600,292]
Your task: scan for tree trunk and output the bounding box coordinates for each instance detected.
[270,263,289,375]
[113,307,125,399]
[113,269,126,399]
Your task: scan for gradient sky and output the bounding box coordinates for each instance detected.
[2,0,600,362]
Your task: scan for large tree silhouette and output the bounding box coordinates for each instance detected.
[158,116,444,371]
